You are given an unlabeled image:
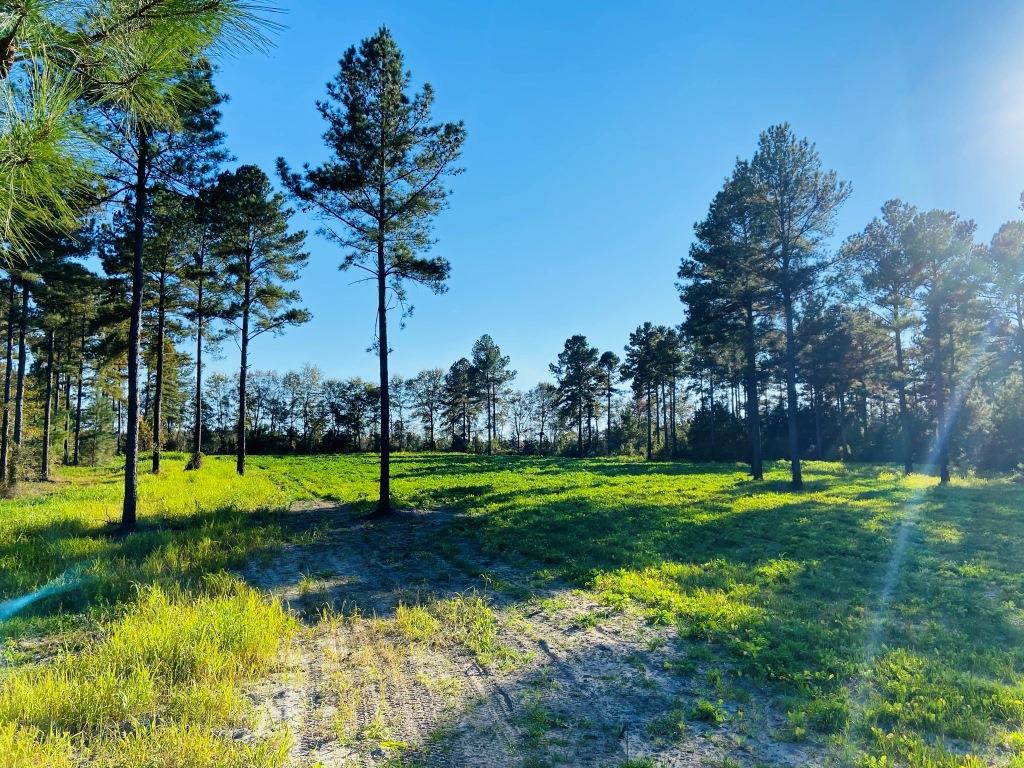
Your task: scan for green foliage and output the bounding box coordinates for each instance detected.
[212,164,310,340]
[690,698,727,724]
[277,26,466,301]
[1,0,272,256]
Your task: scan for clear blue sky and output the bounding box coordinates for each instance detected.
[212,0,1024,386]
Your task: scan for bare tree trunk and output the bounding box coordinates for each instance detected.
[41,330,55,480]
[122,130,148,532]
[73,329,84,465]
[813,386,824,460]
[606,386,613,455]
[63,367,72,464]
[10,281,28,486]
[0,279,15,481]
[670,377,677,459]
[376,235,391,514]
[586,400,593,455]
[893,310,911,473]
[152,275,166,474]
[709,370,717,461]
[577,399,583,457]
[188,269,204,470]
[654,383,660,447]
[783,292,803,490]
[645,385,652,460]
[934,325,950,484]
[236,280,250,476]
[743,303,763,480]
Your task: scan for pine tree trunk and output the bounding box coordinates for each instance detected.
[893,308,911,473]
[73,330,84,465]
[654,383,660,447]
[783,292,803,490]
[236,280,250,476]
[63,368,72,464]
[10,281,28,486]
[743,303,763,480]
[709,371,716,461]
[577,399,583,457]
[0,279,15,481]
[122,130,148,532]
[586,401,592,455]
[188,271,204,470]
[813,386,824,460]
[934,321,950,484]
[152,275,166,474]
[606,387,612,455]
[670,377,677,459]
[41,330,54,480]
[376,236,391,514]
[645,385,652,460]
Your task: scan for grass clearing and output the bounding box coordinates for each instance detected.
[1,452,1023,766]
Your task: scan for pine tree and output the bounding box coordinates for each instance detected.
[409,369,445,450]
[597,351,620,455]
[442,358,479,451]
[279,27,466,515]
[470,335,515,454]
[621,323,663,460]
[211,164,309,476]
[749,124,850,489]
[31,228,94,481]
[845,200,922,472]
[550,335,599,458]
[1,2,268,257]
[681,161,771,478]
[988,204,1024,377]
[145,189,195,474]
[656,327,684,459]
[0,275,17,480]
[909,210,981,484]
[80,16,268,532]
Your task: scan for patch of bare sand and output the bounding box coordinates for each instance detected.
[237,502,824,767]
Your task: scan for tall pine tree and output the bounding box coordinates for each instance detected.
[279,27,466,515]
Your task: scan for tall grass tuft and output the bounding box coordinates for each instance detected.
[0,577,294,763]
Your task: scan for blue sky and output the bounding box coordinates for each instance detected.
[212,0,1024,386]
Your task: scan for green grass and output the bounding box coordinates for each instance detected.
[0,456,299,766]
[2,452,1024,766]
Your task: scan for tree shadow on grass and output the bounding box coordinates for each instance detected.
[389,453,749,480]
[0,501,343,637]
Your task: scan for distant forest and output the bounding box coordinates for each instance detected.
[14,162,1024,480]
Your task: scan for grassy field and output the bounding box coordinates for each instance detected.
[1,453,1023,767]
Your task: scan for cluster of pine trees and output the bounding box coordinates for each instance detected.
[3,11,464,521]
[678,125,1024,487]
